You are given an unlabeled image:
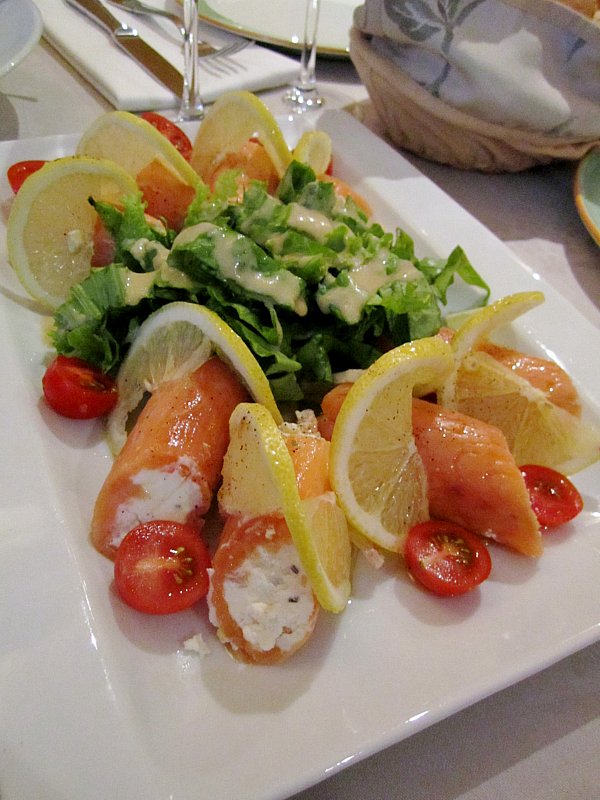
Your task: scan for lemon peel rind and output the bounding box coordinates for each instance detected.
[106,302,281,454]
[330,337,455,553]
[222,403,351,613]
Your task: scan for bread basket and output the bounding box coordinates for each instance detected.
[350,0,600,172]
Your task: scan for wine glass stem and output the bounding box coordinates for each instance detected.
[297,0,320,92]
[178,0,204,121]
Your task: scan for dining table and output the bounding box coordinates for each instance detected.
[1,17,599,800]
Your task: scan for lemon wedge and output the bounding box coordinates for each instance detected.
[6,156,138,310]
[219,403,352,613]
[77,110,201,189]
[106,302,281,454]
[440,291,600,473]
[330,336,455,552]
[190,90,292,182]
[291,130,333,175]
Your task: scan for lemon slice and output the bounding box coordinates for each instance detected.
[439,291,600,473]
[6,156,138,310]
[448,291,545,362]
[190,90,292,182]
[291,130,333,174]
[439,291,544,408]
[330,337,455,553]
[106,302,282,454]
[219,403,352,613]
[447,349,600,473]
[77,110,201,188]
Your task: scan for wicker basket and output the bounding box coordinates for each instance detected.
[349,26,600,173]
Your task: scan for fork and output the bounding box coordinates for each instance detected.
[105,0,253,57]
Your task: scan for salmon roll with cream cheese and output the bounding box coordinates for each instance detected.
[318,383,542,557]
[91,357,249,560]
[208,416,330,664]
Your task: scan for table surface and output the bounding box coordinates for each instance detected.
[1,35,599,800]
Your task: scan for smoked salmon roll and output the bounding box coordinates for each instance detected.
[91,357,249,559]
[208,416,329,664]
[318,384,542,557]
[208,513,320,665]
[411,397,542,557]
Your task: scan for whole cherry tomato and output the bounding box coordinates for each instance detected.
[42,355,118,419]
[7,160,47,193]
[140,112,192,161]
[114,521,211,614]
[519,464,583,528]
[405,520,492,597]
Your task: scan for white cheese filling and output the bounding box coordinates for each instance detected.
[111,457,207,548]
[210,541,315,654]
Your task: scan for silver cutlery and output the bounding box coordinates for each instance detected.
[66,0,183,95]
[105,0,253,58]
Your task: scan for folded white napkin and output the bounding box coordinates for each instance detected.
[36,0,300,111]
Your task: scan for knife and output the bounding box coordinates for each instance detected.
[65,0,183,97]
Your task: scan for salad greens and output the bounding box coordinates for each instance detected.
[50,160,489,403]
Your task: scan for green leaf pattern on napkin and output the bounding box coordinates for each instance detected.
[383,0,486,95]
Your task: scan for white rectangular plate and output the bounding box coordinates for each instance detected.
[0,110,599,800]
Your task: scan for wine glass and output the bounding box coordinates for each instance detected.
[177,0,204,121]
[283,0,322,112]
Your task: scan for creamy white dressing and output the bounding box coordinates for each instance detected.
[174,223,307,315]
[123,270,157,305]
[125,238,196,300]
[318,253,421,324]
[172,221,217,247]
[287,203,336,244]
[128,238,170,271]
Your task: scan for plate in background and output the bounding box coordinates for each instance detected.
[198,0,358,57]
[0,0,43,77]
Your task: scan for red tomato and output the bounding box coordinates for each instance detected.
[140,112,192,161]
[42,355,118,419]
[91,216,116,267]
[405,520,492,597]
[114,521,211,614]
[519,464,583,528]
[7,160,47,193]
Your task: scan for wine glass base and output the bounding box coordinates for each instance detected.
[177,102,205,123]
[282,85,323,114]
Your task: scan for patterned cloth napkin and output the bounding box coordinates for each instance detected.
[353,0,600,137]
[36,0,299,111]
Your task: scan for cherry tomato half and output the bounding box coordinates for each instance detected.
[405,521,492,597]
[114,521,211,614]
[42,355,118,419]
[519,464,583,528]
[140,112,192,161]
[7,160,47,193]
